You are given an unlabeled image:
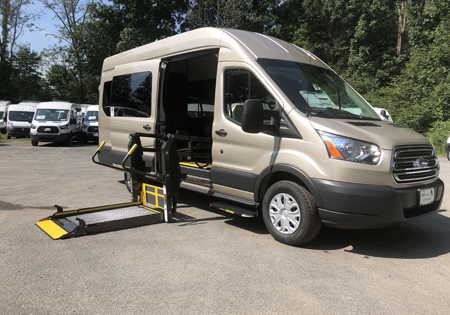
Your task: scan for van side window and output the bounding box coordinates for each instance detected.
[224,69,276,124]
[102,81,112,111]
[102,71,152,117]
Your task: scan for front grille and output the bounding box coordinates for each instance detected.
[37,126,59,133]
[88,126,98,132]
[14,127,30,133]
[392,145,439,184]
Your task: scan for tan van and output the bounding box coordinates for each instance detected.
[97,28,444,245]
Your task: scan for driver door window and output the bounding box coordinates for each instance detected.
[224,69,276,124]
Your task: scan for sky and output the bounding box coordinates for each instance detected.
[18,1,68,53]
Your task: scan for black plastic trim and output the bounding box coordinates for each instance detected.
[253,164,323,208]
[312,178,444,229]
[98,146,154,171]
[210,166,257,192]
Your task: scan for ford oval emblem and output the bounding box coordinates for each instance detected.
[413,158,428,168]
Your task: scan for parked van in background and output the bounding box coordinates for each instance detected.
[4,103,37,139]
[0,104,7,134]
[81,105,99,143]
[97,28,443,246]
[30,101,82,146]
[374,107,393,122]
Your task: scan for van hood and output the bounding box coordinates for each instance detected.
[309,117,430,150]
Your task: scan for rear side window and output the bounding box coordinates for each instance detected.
[102,71,152,117]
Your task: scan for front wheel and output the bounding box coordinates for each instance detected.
[447,149,450,161]
[262,181,322,246]
[31,140,38,146]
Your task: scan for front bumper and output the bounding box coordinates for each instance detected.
[7,126,30,138]
[82,130,99,141]
[313,178,444,229]
[30,132,71,143]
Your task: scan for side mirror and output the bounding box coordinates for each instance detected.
[27,117,32,123]
[70,117,77,125]
[241,99,264,133]
[241,99,280,134]
[380,110,388,119]
[3,116,6,122]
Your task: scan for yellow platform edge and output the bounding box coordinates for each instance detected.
[36,220,68,240]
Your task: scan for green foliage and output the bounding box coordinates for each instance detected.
[0,0,448,141]
[365,0,450,134]
[10,45,42,101]
[425,121,450,156]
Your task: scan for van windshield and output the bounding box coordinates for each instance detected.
[85,110,98,121]
[9,111,35,122]
[257,59,380,120]
[35,109,69,121]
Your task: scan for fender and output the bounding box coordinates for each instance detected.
[253,164,324,208]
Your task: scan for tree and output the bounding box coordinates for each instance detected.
[39,0,93,103]
[114,0,188,52]
[10,44,42,100]
[0,0,39,99]
[184,0,278,33]
[367,0,450,134]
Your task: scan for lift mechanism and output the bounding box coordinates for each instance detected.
[37,131,258,240]
[36,132,200,239]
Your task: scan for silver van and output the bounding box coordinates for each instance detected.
[4,103,37,139]
[97,28,444,245]
[81,105,99,143]
[30,101,82,146]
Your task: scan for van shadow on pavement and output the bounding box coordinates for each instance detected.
[304,209,450,259]
[117,180,450,256]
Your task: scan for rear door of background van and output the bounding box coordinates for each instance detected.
[99,60,160,168]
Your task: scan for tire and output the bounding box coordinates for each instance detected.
[7,135,11,139]
[31,140,38,146]
[262,181,322,246]
[124,172,132,193]
[82,136,88,144]
[447,149,450,161]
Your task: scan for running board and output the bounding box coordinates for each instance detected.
[210,202,258,218]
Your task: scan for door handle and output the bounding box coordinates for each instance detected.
[143,124,151,131]
[215,129,227,137]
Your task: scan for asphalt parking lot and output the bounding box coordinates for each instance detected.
[1,139,450,314]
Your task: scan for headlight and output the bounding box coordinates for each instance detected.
[7,122,13,127]
[60,124,68,130]
[31,124,37,129]
[317,131,381,165]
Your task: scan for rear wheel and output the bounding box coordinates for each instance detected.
[447,149,450,161]
[262,181,322,246]
[124,172,132,193]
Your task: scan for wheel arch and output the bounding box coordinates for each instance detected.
[254,164,324,208]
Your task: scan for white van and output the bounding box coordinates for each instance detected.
[30,101,82,146]
[81,105,99,143]
[0,105,7,134]
[97,28,443,246]
[374,107,393,122]
[4,103,37,139]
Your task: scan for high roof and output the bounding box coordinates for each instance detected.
[102,28,328,72]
